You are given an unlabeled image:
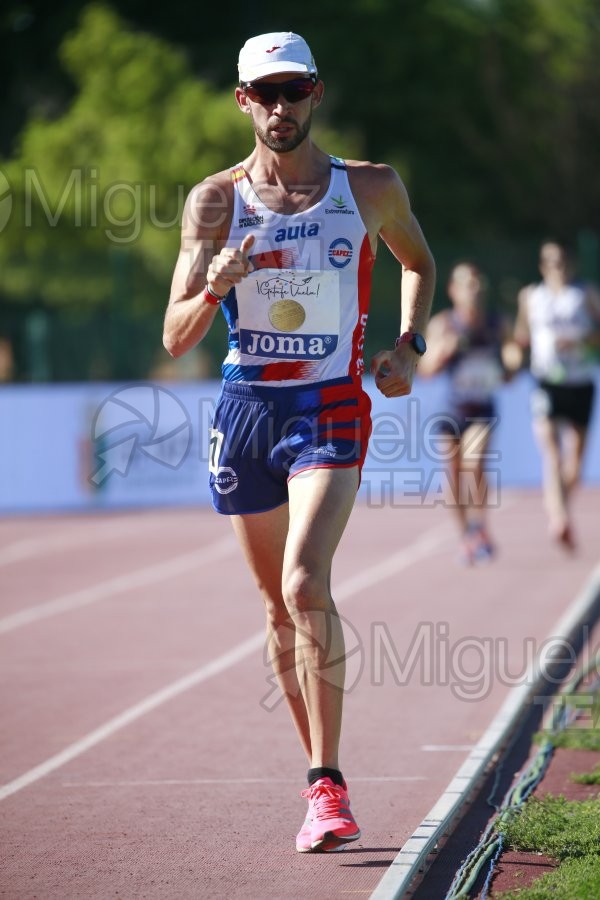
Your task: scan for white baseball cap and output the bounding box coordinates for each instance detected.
[238,32,317,83]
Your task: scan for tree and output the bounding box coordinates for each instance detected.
[273,0,600,238]
[3,0,599,248]
[0,4,360,312]
[0,5,246,308]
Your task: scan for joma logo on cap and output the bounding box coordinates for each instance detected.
[265,46,281,53]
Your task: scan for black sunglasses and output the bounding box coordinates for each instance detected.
[241,76,317,105]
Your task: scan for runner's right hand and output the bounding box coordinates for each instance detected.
[207,234,255,297]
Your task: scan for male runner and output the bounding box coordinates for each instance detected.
[513,240,600,549]
[164,32,435,852]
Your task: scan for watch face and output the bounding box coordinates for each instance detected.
[412,333,427,355]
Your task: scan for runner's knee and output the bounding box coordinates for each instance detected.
[283,567,329,616]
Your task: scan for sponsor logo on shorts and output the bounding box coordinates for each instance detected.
[328,238,353,268]
[213,466,239,494]
[312,443,339,457]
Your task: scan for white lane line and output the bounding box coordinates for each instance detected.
[0,523,451,802]
[370,558,600,900]
[335,522,452,602]
[0,535,237,636]
[421,745,475,752]
[0,517,168,568]
[0,631,265,802]
[62,776,428,787]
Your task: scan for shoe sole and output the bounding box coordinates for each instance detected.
[311,828,361,851]
[296,841,347,853]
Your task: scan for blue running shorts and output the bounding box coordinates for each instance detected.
[208,376,372,515]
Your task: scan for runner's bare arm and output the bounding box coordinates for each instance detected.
[353,164,435,397]
[502,286,533,373]
[163,176,254,358]
[514,287,532,348]
[378,168,435,333]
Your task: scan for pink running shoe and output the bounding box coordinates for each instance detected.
[300,777,361,850]
[295,812,346,853]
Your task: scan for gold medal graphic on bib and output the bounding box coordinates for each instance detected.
[268,299,306,333]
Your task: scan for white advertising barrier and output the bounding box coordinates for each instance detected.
[0,382,218,512]
[0,372,598,513]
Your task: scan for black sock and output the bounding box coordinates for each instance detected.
[307,766,344,787]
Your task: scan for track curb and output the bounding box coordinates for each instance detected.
[369,560,600,899]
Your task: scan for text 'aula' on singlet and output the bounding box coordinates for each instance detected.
[220,157,375,386]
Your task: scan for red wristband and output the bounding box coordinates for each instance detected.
[203,285,226,306]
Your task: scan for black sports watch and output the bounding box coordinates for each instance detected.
[395,331,427,356]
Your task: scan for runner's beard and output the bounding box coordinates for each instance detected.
[253,112,312,153]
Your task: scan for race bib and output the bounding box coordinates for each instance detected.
[235,269,340,360]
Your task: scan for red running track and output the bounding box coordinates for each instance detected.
[0,489,599,899]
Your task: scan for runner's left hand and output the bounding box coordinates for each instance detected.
[370,345,418,397]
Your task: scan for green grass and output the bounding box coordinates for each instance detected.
[495,690,600,896]
[498,795,600,860]
[495,855,600,899]
[572,765,600,785]
[534,715,600,795]
[534,724,600,752]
